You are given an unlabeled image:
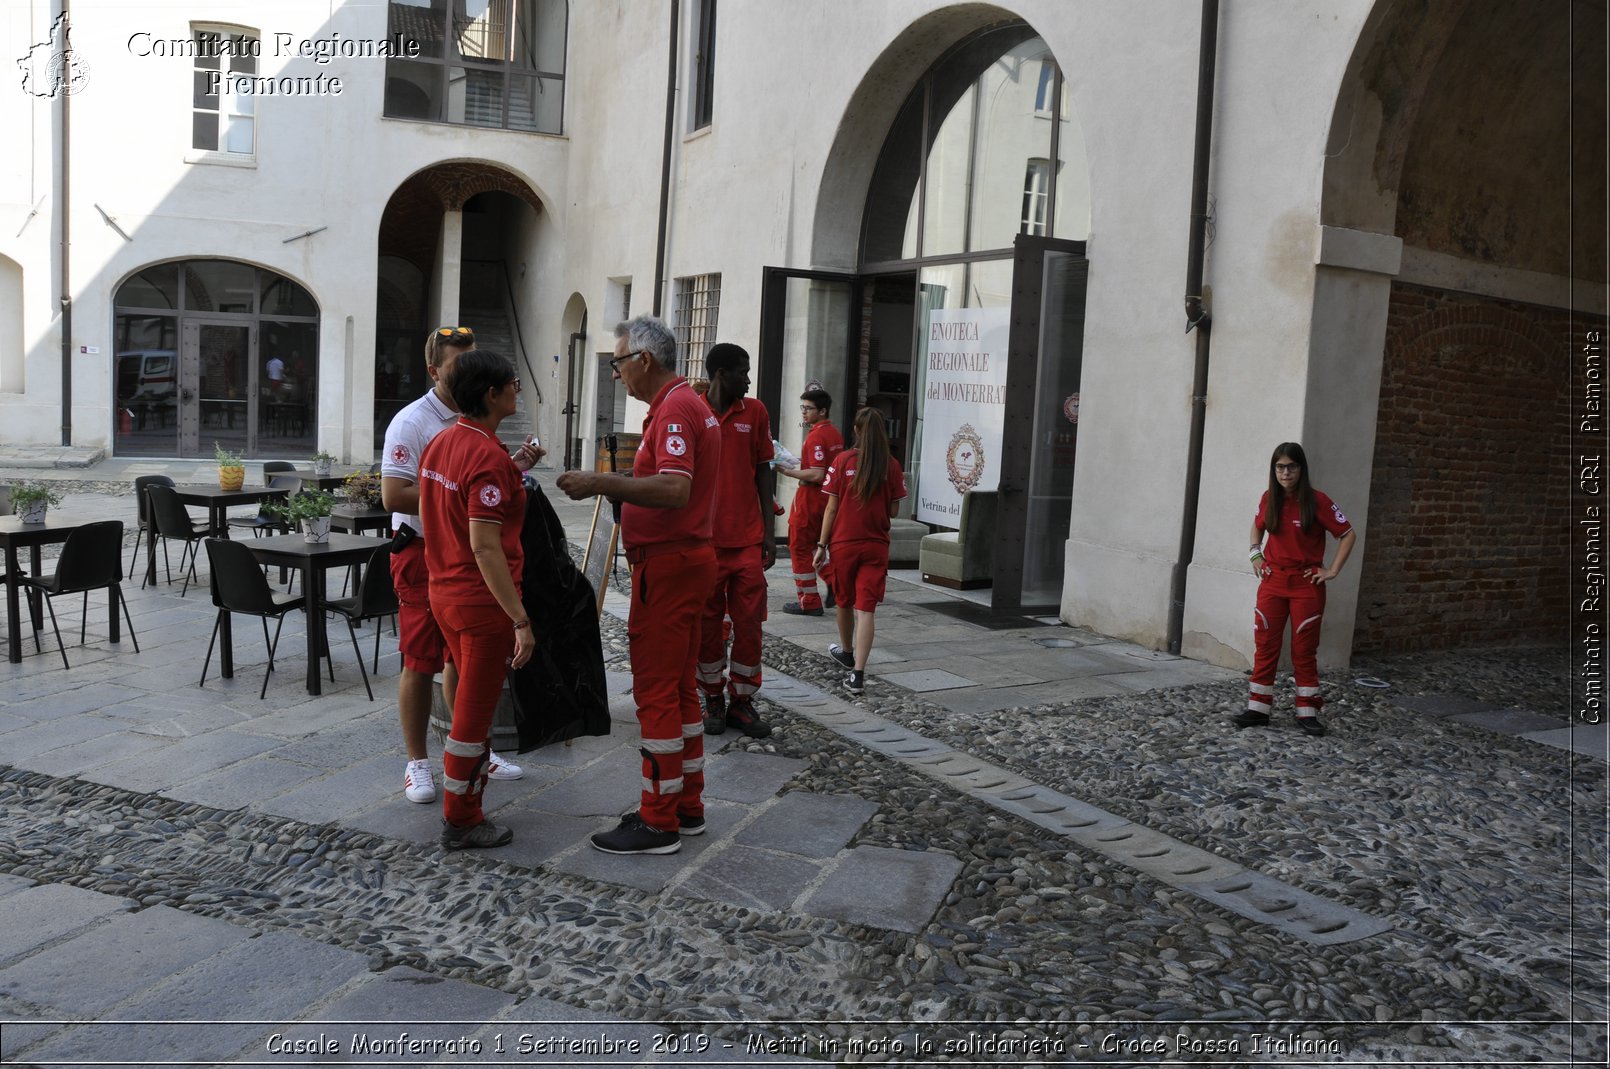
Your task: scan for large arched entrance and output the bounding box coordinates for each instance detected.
[112,259,319,458]
[766,16,1092,612]
[1318,1,1606,654]
[373,162,546,451]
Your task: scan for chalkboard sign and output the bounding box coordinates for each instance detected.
[581,496,619,617]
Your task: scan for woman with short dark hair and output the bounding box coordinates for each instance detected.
[418,348,535,848]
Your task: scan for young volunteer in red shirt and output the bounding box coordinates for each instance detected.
[777,388,844,616]
[557,315,719,855]
[696,342,776,739]
[813,408,907,696]
[418,350,535,850]
[1232,441,1357,738]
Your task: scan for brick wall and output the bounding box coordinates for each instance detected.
[1355,283,1591,652]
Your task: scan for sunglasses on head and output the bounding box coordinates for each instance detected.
[435,326,474,340]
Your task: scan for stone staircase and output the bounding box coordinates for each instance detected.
[461,305,535,453]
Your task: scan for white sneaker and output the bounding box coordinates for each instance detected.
[403,759,436,803]
[487,751,525,780]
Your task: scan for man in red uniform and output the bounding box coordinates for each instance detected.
[697,343,776,738]
[557,315,719,855]
[776,388,843,616]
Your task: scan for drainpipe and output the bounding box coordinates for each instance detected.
[651,0,679,317]
[58,1,73,446]
[1165,0,1219,655]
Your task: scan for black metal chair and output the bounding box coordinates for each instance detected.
[199,538,307,700]
[262,461,297,481]
[228,475,300,538]
[145,483,210,596]
[21,520,139,670]
[130,475,176,579]
[323,543,398,702]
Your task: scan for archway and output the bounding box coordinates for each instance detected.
[112,259,319,458]
[1319,1,1605,653]
[372,161,546,450]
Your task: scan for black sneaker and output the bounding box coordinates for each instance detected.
[440,819,513,851]
[828,643,854,669]
[844,670,865,695]
[621,809,705,836]
[1231,710,1270,728]
[591,812,681,855]
[702,692,727,735]
[1296,716,1328,737]
[726,698,772,739]
[782,601,824,616]
[824,589,836,609]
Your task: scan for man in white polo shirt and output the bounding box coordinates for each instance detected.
[380,326,538,802]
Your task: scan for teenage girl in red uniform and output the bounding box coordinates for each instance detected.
[813,408,907,696]
[1233,442,1356,737]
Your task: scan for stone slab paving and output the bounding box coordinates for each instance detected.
[803,846,965,933]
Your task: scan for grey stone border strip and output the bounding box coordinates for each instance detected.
[760,674,1393,946]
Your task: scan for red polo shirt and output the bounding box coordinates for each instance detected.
[792,420,844,528]
[822,448,907,545]
[621,377,720,549]
[419,420,526,606]
[1255,490,1352,569]
[705,394,774,549]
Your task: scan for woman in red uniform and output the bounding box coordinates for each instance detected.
[418,349,535,848]
[813,408,907,696]
[1233,442,1356,737]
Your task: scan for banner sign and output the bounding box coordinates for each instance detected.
[915,306,1010,526]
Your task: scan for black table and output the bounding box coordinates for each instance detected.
[0,515,121,664]
[331,504,392,536]
[286,470,352,491]
[243,533,389,695]
[148,484,290,586]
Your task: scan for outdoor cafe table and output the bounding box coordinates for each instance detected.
[286,470,351,491]
[0,515,121,664]
[148,484,290,586]
[331,504,392,536]
[242,533,389,695]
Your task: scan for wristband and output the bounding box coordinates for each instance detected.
[1248,548,1264,561]
[513,619,531,632]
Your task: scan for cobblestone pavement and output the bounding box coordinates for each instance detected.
[0,462,1603,1067]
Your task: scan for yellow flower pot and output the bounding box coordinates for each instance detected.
[219,465,245,491]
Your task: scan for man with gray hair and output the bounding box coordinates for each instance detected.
[557,315,720,855]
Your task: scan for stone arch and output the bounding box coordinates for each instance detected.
[811,3,1042,270]
[1320,0,1605,654]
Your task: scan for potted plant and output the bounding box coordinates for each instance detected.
[11,483,62,525]
[342,470,383,511]
[267,488,337,543]
[310,449,337,477]
[215,442,246,491]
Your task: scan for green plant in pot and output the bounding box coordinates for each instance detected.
[267,488,337,543]
[215,442,246,490]
[311,449,337,477]
[11,483,63,524]
[342,470,383,510]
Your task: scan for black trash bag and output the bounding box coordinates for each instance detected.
[508,483,612,751]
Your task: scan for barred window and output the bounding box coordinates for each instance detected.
[672,273,721,377]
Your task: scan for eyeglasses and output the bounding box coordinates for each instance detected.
[799,404,819,412]
[508,378,521,394]
[1275,463,1301,473]
[609,350,644,372]
[435,326,474,340]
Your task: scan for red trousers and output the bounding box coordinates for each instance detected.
[1248,568,1326,715]
[630,544,717,831]
[435,601,514,827]
[787,513,825,611]
[698,544,767,701]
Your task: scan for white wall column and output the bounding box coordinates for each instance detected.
[431,209,464,332]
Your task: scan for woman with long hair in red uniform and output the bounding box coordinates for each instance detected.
[813,408,907,697]
[418,349,536,849]
[1232,442,1356,737]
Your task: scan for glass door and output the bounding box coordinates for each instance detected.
[180,320,253,457]
[993,235,1087,615]
[758,268,859,521]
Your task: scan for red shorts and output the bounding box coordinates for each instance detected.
[390,540,449,674]
[827,540,889,612]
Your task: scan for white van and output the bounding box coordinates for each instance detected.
[115,350,177,405]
